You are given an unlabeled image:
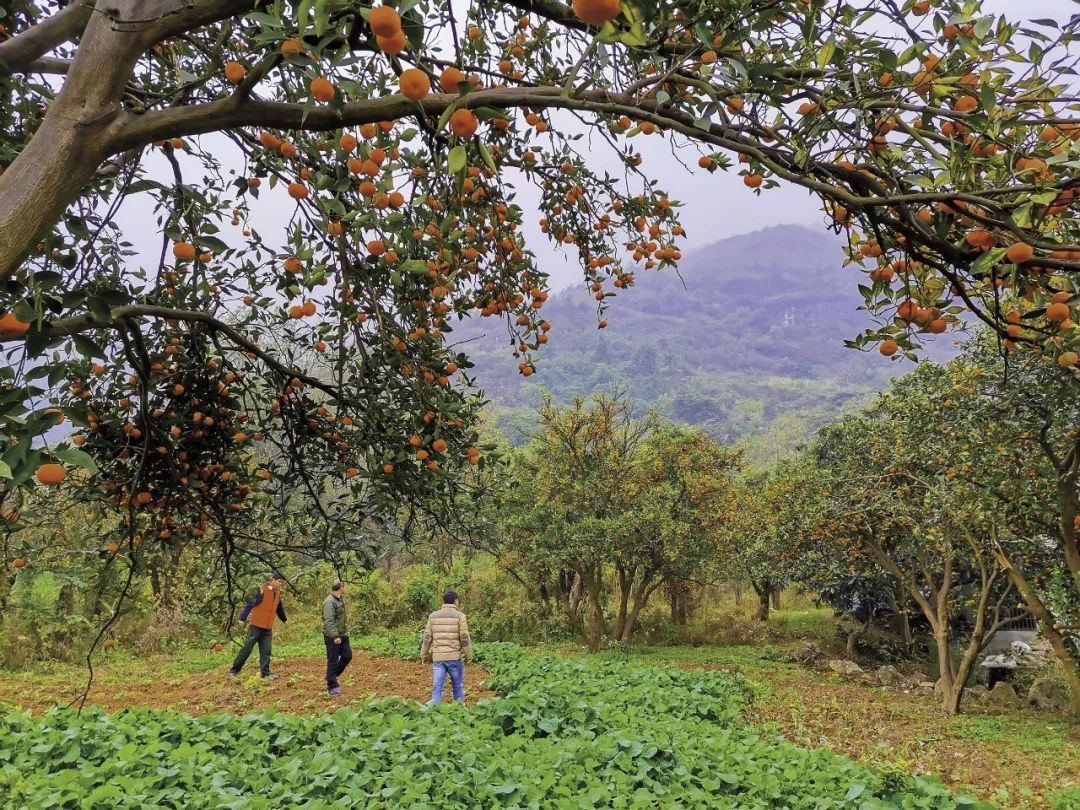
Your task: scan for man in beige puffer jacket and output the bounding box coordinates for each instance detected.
[420,590,472,703]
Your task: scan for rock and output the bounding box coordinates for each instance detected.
[875,665,906,688]
[858,673,877,686]
[1028,678,1071,712]
[918,681,936,694]
[794,641,826,668]
[909,671,930,685]
[965,685,988,701]
[986,681,1023,707]
[828,659,864,677]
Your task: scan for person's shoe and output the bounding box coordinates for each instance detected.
[263,673,279,681]
[328,687,342,697]
[227,670,238,679]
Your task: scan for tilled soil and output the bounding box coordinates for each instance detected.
[0,653,495,716]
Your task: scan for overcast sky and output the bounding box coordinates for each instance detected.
[122,0,1079,293]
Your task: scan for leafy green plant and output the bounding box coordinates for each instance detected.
[0,637,989,808]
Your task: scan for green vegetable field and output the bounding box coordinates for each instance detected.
[0,640,981,809]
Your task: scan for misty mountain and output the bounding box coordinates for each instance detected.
[450,224,955,457]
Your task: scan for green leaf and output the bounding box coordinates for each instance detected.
[477,140,498,176]
[0,459,11,480]
[448,145,467,175]
[816,39,836,69]
[51,446,96,471]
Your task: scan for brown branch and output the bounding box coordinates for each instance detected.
[0,1,94,77]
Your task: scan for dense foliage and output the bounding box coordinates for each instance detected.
[0,639,981,808]
[2,0,1079,637]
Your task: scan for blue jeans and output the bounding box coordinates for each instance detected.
[432,659,464,703]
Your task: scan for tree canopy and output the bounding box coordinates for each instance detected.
[1,0,1079,609]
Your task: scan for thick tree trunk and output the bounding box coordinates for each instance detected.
[579,566,605,652]
[756,591,773,622]
[618,572,661,642]
[613,566,632,641]
[845,615,871,660]
[732,581,743,607]
[771,589,782,610]
[0,5,151,277]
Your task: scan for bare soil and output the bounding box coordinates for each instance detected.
[0,653,495,716]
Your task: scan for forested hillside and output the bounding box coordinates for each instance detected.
[455,225,954,457]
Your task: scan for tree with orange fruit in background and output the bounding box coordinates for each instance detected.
[1,1,1080,646]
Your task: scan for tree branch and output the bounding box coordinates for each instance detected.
[0,1,94,77]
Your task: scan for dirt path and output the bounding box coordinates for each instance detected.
[0,653,495,716]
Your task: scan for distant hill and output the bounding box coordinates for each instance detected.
[450,224,954,461]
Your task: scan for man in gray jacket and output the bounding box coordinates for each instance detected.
[322,581,352,696]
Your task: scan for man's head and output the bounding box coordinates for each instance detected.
[270,572,285,589]
[332,580,346,596]
[443,590,458,606]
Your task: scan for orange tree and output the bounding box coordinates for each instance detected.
[811,365,1029,714]
[497,395,738,647]
[1,2,1079,619]
[942,333,1080,714]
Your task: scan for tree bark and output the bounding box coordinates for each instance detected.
[752,581,771,622]
[845,615,871,660]
[771,589,782,610]
[0,3,153,277]
[613,566,632,641]
[579,566,605,652]
[618,571,661,642]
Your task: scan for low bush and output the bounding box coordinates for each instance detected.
[0,638,982,808]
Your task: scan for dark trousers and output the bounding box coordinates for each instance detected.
[324,635,353,688]
[232,626,273,676]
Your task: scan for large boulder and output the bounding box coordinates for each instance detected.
[875,665,906,688]
[1028,678,1071,712]
[986,681,1023,707]
[828,659,864,677]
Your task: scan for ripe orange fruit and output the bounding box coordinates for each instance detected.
[301,300,317,317]
[224,61,245,83]
[340,133,358,152]
[346,467,359,478]
[1047,302,1070,322]
[281,37,302,55]
[107,542,120,553]
[572,0,621,26]
[173,242,197,261]
[743,173,763,188]
[35,463,67,485]
[440,67,467,92]
[284,256,303,273]
[382,463,395,474]
[0,312,30,337]
[400,68,431,101]
[376,30,407,55]
[1058,351,1078,367]
[369,6,402,37]
[310,77,336,103]
[879,339,899,357]
[449,109,478,138]
[928,318,947,334]
[287,181,309,199]
[1006,242,1034,264]
[213,643,224,652]
[12,558,25,569]
[432,438,448,453]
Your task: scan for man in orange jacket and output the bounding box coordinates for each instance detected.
[228,573,288,680]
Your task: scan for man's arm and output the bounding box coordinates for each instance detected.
[238,589,262,623]
[322,598,336,637]
[276,599,287,623]
[420,617,432,662]
[459,614,473,663]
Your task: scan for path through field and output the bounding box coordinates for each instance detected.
[0,652,495,716]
